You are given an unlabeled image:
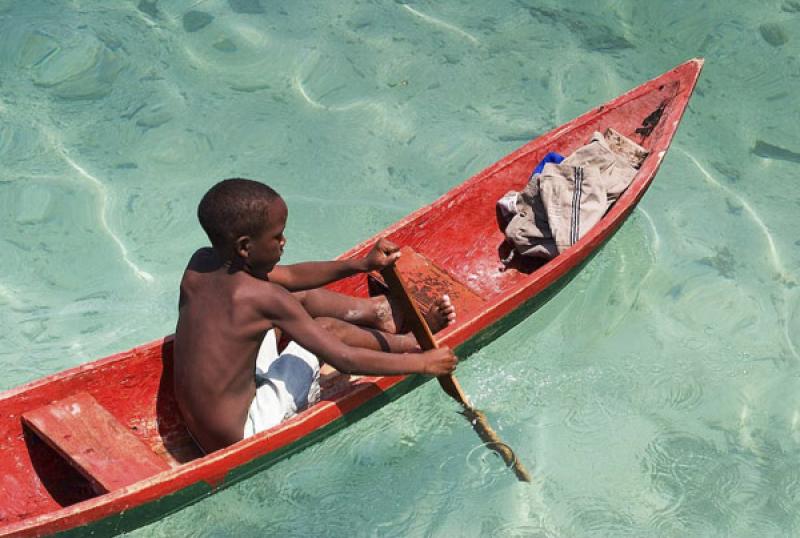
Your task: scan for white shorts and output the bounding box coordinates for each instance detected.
[243,330,321,438]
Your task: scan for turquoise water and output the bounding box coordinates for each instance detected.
[1,0,799,535]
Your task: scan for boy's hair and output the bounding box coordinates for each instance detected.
[198,178,281,251]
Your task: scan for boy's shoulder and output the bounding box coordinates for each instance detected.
[179,249,292,315]
[186,247,217,271]
[183,249,284,297]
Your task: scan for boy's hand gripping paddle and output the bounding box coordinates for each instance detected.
[380,264,531,482]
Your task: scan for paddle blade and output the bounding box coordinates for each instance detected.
[463,407,532,483]
[380,265,469,404]
[379,264,435,349]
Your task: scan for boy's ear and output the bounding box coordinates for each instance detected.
[234,235,251,259]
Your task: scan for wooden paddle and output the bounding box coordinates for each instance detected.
[380,265,531,482]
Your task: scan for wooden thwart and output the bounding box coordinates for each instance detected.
[380,260,531,482]
[22,391,169,494]
[370,246,486,320]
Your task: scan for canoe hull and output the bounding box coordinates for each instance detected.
[0,59,703,537]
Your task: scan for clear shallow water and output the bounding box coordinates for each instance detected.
[1,0,799,535]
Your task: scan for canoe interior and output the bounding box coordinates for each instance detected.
[0,60,701,534]
[333,74,681,299]
[0,339,193,525]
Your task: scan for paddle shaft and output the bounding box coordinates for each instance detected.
[380,265,531,482]
[379,265,466,401]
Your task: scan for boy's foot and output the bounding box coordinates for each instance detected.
[374,294,456,335]
[425,295,457,333]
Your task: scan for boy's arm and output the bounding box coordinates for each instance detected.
[264,283,456,376]
[267,238,400,291]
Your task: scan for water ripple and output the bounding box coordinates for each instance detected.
[776,463,800,521]
[562,399,610,435]
[489,521,557,538]
[639,430,761,532]
[401,4,479,45]
[564,498,636,536]
[642,431,717,497]
[678,147,794,286]
[679,147,798,362]
[47,132,154,282]
[645,371,704,411]
[0,121,48,164]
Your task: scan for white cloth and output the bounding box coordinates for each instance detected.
[243,330,321,438]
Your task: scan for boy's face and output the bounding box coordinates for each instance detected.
[243,197,287,276]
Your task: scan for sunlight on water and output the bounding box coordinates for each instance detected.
[1,0,799,535]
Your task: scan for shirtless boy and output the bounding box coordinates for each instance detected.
[174,178,457,453]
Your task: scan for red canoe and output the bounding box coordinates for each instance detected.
[0,59,703,537]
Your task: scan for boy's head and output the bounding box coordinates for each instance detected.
[198,178,285,260]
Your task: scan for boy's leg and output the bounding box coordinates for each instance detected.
[294,288,455,333]
[314,317,419,353]
[293,288,397,332]
[300,293,454,379]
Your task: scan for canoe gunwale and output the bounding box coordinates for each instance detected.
[0,58,703,538]
[340,58,705,263]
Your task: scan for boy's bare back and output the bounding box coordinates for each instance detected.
[174,248,284,452]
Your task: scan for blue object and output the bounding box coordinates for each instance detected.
[532,151,564,176]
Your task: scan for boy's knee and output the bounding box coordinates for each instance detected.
[315,317,340,335]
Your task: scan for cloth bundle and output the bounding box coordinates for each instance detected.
[500,128,648,262]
